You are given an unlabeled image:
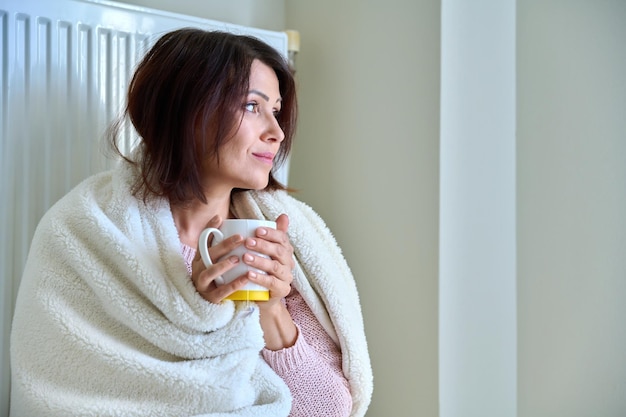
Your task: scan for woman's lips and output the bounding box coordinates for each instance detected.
[252,152,275,165]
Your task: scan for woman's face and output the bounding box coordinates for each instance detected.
[204,59,285,193]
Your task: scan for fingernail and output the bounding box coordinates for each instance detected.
[247,238,257,247]
[248,271,257,278]
[243,253,254,262]
[257,228,268,236]
[229,256,239,264]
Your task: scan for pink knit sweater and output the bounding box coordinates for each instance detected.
[182,244,352,417]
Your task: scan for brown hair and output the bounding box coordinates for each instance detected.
[109,28,297,204]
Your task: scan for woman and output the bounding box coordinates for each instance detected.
[10,28,372,416]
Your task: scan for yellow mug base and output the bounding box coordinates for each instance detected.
[225,290,269,301]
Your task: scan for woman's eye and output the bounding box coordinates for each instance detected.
[245,102,258,113]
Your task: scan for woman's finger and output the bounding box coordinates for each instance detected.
[242,253,293,284]
[202,275,251,304]
[247,216,294,267]
[246,270,292,300]
[207,234,245,263]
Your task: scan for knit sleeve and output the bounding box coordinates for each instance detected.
[261,290,352,417]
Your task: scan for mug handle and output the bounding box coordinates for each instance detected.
[198,228,225,285]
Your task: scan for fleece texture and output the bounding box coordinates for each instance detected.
[10,162,372,416]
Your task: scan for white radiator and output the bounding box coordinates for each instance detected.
[0,0,288,413]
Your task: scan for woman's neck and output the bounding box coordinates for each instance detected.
[170,193,232,248]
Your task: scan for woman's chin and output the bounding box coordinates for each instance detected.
[239,178,269,191]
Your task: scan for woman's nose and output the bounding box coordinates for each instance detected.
[263,114,285,143]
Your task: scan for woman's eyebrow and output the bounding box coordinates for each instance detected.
[249,89,282,103]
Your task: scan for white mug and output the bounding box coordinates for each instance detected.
[198,219,276,301]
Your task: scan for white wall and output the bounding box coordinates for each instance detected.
[517,1,626,415]
[440,1,517,416]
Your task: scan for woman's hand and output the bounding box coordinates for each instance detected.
[191,215,249,304]
[191,214,295,307]
[191,213,297,349]
[242,213,295,307]
[243,213,298,350]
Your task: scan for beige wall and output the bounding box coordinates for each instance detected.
[286,1,440,416]
[517,0,626,416]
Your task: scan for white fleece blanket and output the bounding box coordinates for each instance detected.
[10,163,373,417]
